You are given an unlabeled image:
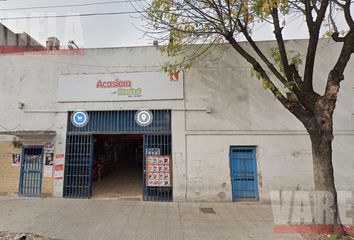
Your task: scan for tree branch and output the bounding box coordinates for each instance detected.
[327,30,354,92]
[304,0,314,27]
[236,19,289,86]
[343,0,354,30]
[303,0,329,92]
[270,7,293,83]
[225,34,310,121]
[238,19,320,113]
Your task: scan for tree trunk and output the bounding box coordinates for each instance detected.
[309,129,339,226]
[306,99,342,232]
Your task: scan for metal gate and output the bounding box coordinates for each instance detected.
[64,135,93,198]
[143,134,172,201]
[64,110,172,200]
[19,146,44,197]
[230,146,259,201]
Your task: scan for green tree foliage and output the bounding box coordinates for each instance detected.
[137,0,353,110]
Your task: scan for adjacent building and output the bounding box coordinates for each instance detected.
[0,23,45,53]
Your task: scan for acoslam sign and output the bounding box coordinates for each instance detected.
[58,72,184,102]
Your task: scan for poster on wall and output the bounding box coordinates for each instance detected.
[54,154,65,180]
[54,164,64,180]
[44,142,54,153]
[54,154,64,165]
[43,165,53,178]
[45,153,54,165]
[12,154,21,166]
[44,143,54,165]
[146,156,172,187]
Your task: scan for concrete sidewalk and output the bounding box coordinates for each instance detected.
[0,197,302,240]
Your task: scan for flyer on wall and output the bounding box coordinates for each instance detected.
[145,155,172,187]
[12,154,21,166]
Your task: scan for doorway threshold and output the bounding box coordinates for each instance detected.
[91,195,143,201]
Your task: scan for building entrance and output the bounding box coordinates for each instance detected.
[92,134,143,199]
[63,110,172,201]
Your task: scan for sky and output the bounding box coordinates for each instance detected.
[0,0,348,48]
[0,0,151,48]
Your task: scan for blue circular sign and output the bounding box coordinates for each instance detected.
[71,111,89,127]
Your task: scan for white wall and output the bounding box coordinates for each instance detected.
[182,39,354,202]
[0,39,353,201]
[184,134,354,202]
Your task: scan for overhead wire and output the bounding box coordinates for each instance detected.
[0,11,142,21]
[0,0,146,21]
[0,0,143,12]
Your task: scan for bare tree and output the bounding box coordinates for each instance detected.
[134,0,354,230]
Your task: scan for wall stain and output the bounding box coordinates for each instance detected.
[217,192,226,199]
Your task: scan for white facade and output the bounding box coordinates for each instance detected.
[0,39,353,202]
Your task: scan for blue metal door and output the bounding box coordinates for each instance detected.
[19,146,44,197]
[64,134,93,198]
[230,146,259,201]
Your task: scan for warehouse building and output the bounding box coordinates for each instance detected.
[0,27,353,202]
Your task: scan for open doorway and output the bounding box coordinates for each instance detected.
[92,134,143,199]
